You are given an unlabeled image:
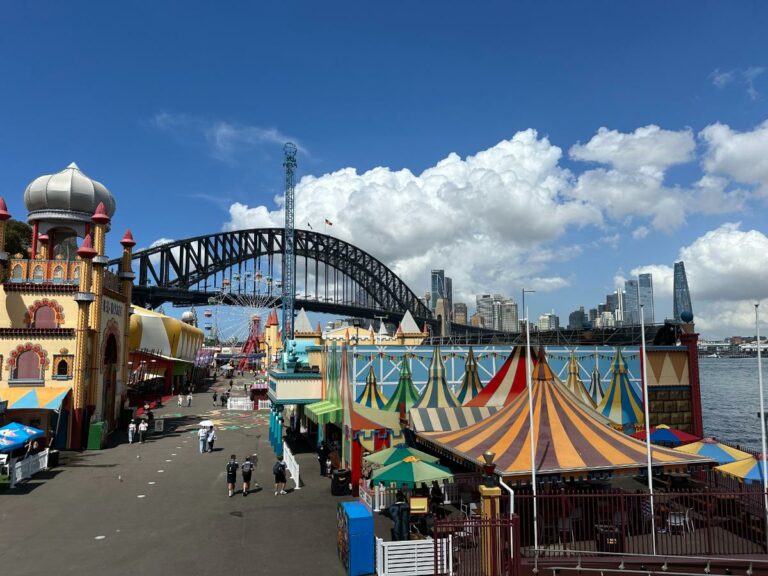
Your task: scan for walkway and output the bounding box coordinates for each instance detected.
[0,380,348,576]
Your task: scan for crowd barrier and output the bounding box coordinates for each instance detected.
[282,441,301,490]
[9,449,49,489]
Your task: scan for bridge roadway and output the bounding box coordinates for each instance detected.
[1,379,348,576]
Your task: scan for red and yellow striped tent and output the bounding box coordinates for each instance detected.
[416,349,710,479]
[465,347,527,407]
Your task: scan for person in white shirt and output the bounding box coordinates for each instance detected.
[138,420,149,443]
[198,426,208,454]
[128,420,137,444]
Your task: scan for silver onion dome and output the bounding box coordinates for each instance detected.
[24,162,116,227]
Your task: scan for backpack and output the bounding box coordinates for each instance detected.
[242,461,253,473]
[226,461,238,474]
[272,462,283,475]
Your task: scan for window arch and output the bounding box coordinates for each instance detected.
[11,264,22,281]
[53,266,64,283]
[13,350,42,380]
[33,305,57,329]
[56,359,68,376]
[32,266,44,282]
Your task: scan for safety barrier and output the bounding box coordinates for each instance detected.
[281,441,301,490]
[227,397,254,410]
[9,449,49,489]
[257,399,271,410]
[375,535,451,576]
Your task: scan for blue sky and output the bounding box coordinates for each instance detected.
[1,2,767,337]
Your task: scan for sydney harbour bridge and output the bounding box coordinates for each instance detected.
[108,226,660,347]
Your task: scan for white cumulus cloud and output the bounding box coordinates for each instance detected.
[700,120,768,196]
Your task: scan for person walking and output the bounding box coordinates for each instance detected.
[207,426,216,452]
[177,393,183,407]
[128,420,137,444]
[318,441,330,477]
[273,455,288,495]
[138,419,148,444]
[198,426,208,454]
[212,391,218,406]
[226,454,239,497]
[186,391,193,407]
[241,456,254,496]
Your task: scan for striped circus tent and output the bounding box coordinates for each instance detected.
[413,347,460,409]
[589,362,604,405]
[456,347,483,404]
[565,355,597,409]
[415,357,711,479]
[675,438,752,465]
[466,347,527,407]
[384,358,420,412]
[357,366,388,409]
[597,348,644,432]
[410,406,500,433]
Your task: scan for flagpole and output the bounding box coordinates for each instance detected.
[640,303,657,554]
[525,305,538,558]
[754,302,768,550]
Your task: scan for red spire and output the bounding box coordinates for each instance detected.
[77,234,97,259]
[0,197,11,221]
[92,202,111,225]
[120,229,136,248]
[316,321,322,334]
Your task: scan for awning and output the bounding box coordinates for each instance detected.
[305,400,342,425]
[0,422,45,452]
[0,387,71,411]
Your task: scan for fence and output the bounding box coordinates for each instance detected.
[9,449,49,488]
[512,489,768,558]
[433,515,520,576]
[368,473,483,512]
[281,441,301,490]
[227,397,254,410]
[257,399,271,410]
[375,536,451,576]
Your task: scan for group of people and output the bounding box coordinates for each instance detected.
[226,454,257,497]
[127,419,149,444]
[177,391,194,407]
[211,391,231,407]
[198,426,217,453]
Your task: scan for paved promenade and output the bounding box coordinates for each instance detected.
[0,387,349,576]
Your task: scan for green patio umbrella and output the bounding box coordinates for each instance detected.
[363,445,440,467]
[372,456,453,487]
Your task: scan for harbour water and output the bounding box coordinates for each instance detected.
[699,356,766,449]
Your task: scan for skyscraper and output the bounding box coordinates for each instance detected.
[445,277,453,321]
[673,262,693,322]
[430,270,445,312]
[476,293,517,331]
[453,303,468,325]
[568,307,587,329]
[624,280,640,325]
[638,273,655,324]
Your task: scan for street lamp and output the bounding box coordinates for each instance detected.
[482,450,497,487]
[521,289,535,331]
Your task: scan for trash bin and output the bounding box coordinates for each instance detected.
[337,501,374,576]
[47,449,59,468]
[87,421,105,450]
[595,525,623,553]
[332,469,351,496]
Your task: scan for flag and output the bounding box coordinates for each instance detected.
[325,219,333,226]
[307,222,313,230]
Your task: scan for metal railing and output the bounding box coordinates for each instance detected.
[9,449,49,489]
[257,399,271,410]
[376,535,451,576]
[226,397,253,410]
[433,515,520,576]
[511,489,768,558]
[282,441,301,490]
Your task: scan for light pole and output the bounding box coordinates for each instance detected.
[640,303,656,555]
[521,289,535,332]
[755,302,768,550]
[522,289,538,560]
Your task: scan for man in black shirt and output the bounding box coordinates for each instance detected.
[241,455,255,496]
[226,455,239,497]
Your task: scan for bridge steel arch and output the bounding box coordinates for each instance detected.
[109,228,433,322]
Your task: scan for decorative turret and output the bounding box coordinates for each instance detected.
[76,234,97,260]
[0,197,10,276]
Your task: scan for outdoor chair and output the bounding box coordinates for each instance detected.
[666,508,694,535]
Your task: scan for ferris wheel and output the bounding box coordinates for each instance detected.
[202,270,281,348]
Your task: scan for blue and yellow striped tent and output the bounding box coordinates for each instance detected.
[414,347,460,409]
[384,358,420,411]
[456,347,483,404]
[357,366,387,409]
[589,362,604,405]
[597,348,644,432]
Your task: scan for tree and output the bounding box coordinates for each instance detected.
[5,219,32,257]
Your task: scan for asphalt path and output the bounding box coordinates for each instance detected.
[1,393,349,576]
